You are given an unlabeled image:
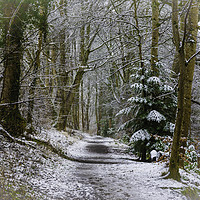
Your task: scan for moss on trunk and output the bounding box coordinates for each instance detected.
[0,105,26,135]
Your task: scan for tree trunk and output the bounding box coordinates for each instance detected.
[0,1,28,135]
[134,0,144,70]
[72,91,80,130]
[57,69,84,130]
[151,0,159,76]
[95,81,100,135]
[81,80,85,131]
[168,0,182,180]
[85,79,91,131]
[182,0,198,139]
[141,142,147,162]
[97,85,103,135]
[198,156,200,168]
[169,0,198,180]
[171,0,185,77]
[179,0,199,168]
[169,48,186,181]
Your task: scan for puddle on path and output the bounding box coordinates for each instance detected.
[85,144,110,154]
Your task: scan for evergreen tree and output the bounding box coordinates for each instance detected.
[117,62,177,161]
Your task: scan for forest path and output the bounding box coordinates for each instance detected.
[0,130,186,200]
[68,135,135,164]
[65,134,184,200]
[67,135,143,200]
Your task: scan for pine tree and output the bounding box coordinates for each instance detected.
[117,63,177,161]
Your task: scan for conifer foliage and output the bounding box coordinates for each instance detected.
[117,62,177,160]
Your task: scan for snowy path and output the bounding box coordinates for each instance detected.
[64,135,186,200]
[0,130,193,199]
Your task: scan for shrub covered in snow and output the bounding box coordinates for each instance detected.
[164,122,175,133]
[184,144,198,170]
[129,129,151,161]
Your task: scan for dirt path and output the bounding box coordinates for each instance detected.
[0,131,187,200]
[65,135,185,200]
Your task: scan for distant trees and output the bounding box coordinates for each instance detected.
[0,0,199,180]
[27,0,51,127]
[55,0,102,131]
[0,0,171,136]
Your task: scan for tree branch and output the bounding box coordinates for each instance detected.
[186,49,200,65]
[0,97,55,107]
[7,0,26,36]
[191,99,200,106]
[181,0,193,49]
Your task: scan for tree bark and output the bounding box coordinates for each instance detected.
[182,0,198,139]
[169,47,186,181]
[169,0,198,180]
[85,79,91,131]
[0,1,28,135]
[168,0,183,181]
[151,0,160,75]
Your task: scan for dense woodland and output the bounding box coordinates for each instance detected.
[0,0,200,181]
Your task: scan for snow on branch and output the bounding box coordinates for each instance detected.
[147,76,161,85]
[164,122,175,133]
[161,85,174,92]
[131,83,143,90]
[147,110,166,123]
[130,129,150,142]
[128,97,147,104]
[186,49,200,65]
[116,107,132,116]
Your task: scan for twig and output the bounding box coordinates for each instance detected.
[181,0,193,49]
[7,0,25,36]
[0,97,55,107]
[186,49,200,65]
[191,99,200,106]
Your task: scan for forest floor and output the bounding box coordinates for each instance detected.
[0,128,200,200]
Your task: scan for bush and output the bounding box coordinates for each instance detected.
[184,145,198,170]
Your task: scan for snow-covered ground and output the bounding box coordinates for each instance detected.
[0,128,200,199]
